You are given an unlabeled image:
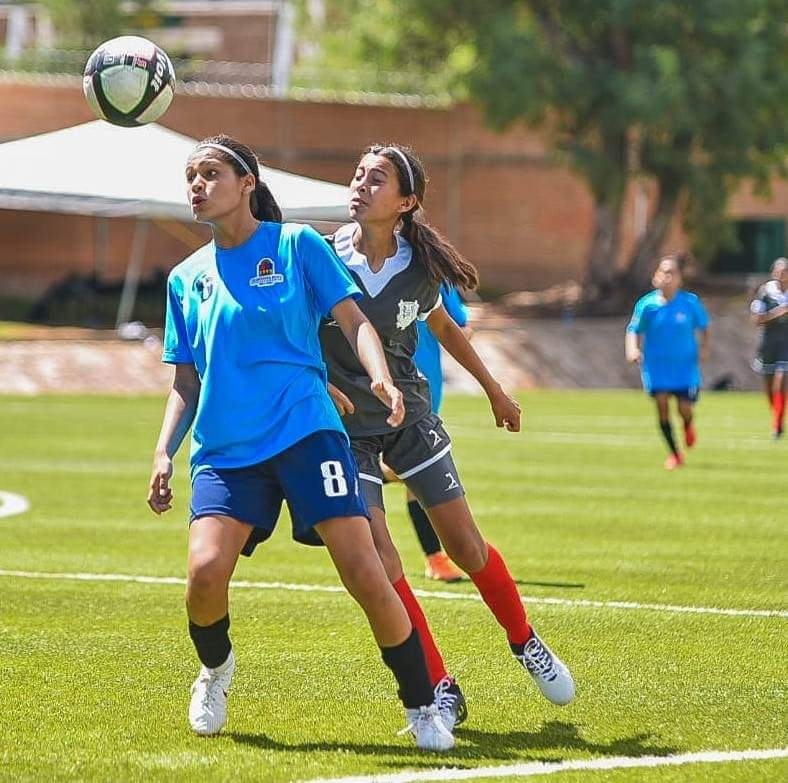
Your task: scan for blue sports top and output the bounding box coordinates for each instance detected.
[626,289,709,392]
[163,221,361,476]
[413,284,468,413]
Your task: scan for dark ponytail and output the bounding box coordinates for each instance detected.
[401,211,479,290]
[365,143,479,291]
[192,134,282,223]
[251,180,283,223]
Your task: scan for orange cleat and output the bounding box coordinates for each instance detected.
[664,453,685,470]
[425,552,465,583]
[684,423,696,448]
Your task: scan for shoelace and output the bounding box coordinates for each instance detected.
[193,671,228,709]
[433,679,458,718]
[520,639,557,679]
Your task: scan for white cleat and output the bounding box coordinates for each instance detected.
[188,650,235,736]
[403,703,455,751]
[515,631,575,706]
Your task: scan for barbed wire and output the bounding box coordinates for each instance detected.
[0,48,452,106]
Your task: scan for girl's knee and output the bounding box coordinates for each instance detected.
[342,559,390,605]
[377,545,403,581]
[443,537,485,572]
[188,550,231,598]
[369,524,403,579]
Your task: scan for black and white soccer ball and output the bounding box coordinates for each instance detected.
[83,36,175,127]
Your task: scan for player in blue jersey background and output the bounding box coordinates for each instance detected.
[147,134,453,751]
[626,253,710,470]
[409,284,469,582]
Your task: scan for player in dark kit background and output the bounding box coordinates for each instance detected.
[750,257,788,438]
[320,143,575,732]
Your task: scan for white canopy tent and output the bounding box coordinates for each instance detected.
[0,121,350,324]
[0,120,349,221]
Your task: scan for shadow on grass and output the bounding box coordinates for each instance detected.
[455,720,679,759]
[228,720,678,766]
[513,580,586,589]
[228,731,461,763]
[416,579,586,590]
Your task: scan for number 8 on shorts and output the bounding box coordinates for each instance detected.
[321,460,348,497]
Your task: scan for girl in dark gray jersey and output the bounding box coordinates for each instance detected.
[319,144,575,728]
[750,257,788,437]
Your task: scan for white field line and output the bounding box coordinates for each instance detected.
[0,569,785,619]
[301,747,788,783]
[0,491,30,519]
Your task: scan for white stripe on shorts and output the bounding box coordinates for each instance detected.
[358,472,384,485]
[397,443,452,480]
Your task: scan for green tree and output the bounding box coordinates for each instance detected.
[39,0,161,48]
[292,0,454,95]
[38,0,124,47]
[304,0,788,303]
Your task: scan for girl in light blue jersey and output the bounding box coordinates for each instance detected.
[147,135,452,751]
[626,253,710,470]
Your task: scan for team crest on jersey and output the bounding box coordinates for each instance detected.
[396,299,419,330]
[250,257,284,287]
[194,273,214,302]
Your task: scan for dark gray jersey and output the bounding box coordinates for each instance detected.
[751,280,788,360]
[751,281,788,328]
[319,222,441,436]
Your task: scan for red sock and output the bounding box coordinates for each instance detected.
[774,392,785,431]
[470,544,532,646]
[392,576,447,685]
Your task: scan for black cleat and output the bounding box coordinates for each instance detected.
[433,676,468,731]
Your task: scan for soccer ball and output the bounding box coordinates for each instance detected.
[83,36,175,127]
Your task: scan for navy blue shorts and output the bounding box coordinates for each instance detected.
[190,430,368,554]
[649,388,699,403]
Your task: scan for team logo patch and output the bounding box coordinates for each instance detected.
[250,258,284,287]
[396,299,419,330]
[194,273,214,302]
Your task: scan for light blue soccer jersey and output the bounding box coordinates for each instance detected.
[413,284,468,413]
[626,289,709,392]
[163,221,361,476]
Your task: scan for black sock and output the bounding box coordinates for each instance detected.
[189,614,231,668]
[659,420,679,455]
[380,628,434,709]
[407,500,442,557]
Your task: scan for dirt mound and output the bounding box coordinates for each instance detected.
[0,301,762,395]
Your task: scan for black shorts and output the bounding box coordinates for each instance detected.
[753,332,788,375]
[649,388,700,403]
[351,413,465,511]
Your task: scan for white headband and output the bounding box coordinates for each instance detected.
[385,147,415,194]
[193,143,254,177]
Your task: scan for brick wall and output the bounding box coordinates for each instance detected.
[0,80,784,301]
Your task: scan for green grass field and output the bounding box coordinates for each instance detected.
[1,391,786,782]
